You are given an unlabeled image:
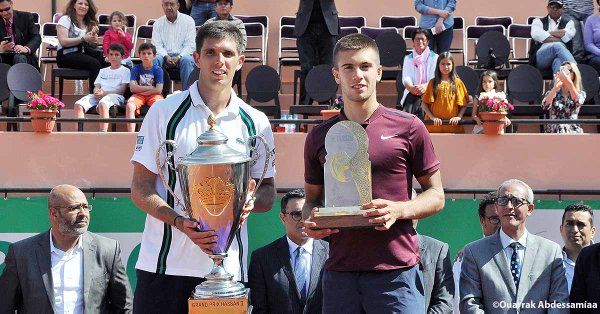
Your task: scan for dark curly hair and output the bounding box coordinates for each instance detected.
[562,202,594,225]
[281,189,305,214]
[478,191,498,218]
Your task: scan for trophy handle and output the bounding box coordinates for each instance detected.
[246,135,272,201]
[155,140,187,214]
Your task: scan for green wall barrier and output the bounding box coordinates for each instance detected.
[2,197,599,290]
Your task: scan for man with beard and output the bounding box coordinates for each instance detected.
[249,189,328,314]
[0,184,133,313]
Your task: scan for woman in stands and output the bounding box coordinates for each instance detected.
[542,61,586,134]
[421,51,469,133]
[56,0,104,93]
[584,0,600,73]
[400,28,438,120]
[414,0,456,54]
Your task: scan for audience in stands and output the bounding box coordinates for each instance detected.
[74,43,130,132]
[400,28,438,120]
[453,192,500,314]
[422,51,469,133]
[178,0,191,15]
[583,1,600,73]
[414,0,456,54]
[530,0,576,75]
[125,43,164,132]
[471,70,511,134]
[415,220,454,313]
[152,0,196,86]
[249,189,328,314]
[0,0,40,67]
[102,11,134,68]
[189,0,216,26]
[204,0,246,52]
[460,179,569,313]
[56,0,104,94]
[0,184,133,313]
[559,202,596,292]
[562,0,594,63]
[295,0,339,106]
[542,61,585,133]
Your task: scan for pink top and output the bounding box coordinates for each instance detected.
[102,28,133,59]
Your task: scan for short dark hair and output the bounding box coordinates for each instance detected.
[138,42,156,55]
[196,20,244,55]
[108,43,125,56]
[411,28,431,41]
[478,192,498,218]
[333,33,380,67]
[280,189,305,214]
[562,202,594,225]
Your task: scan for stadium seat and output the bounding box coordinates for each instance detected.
[8,64,43,131]
[305,64,338,106]
[245,65,281,118]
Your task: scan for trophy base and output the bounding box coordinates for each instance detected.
[310,206,382,229]
[189,289,248,314]
[192,253,247,299]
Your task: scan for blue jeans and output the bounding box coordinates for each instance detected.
[535,42,576,74]
[190,2,216,26]
[428,27,453,54]
[154,52,195,84]
[322,265,425,313]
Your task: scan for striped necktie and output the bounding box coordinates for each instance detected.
[4,19,12,42]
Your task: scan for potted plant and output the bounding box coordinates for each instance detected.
[321,95,343,120]
[26,90,65,133]
[477,91,514,135]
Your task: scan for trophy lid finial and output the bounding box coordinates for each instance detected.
[207,115,217,129]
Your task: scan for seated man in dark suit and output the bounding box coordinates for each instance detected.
[0,0,40,67]
[0,184,133,313]
[415,220,454,313]
[249,189,329,314]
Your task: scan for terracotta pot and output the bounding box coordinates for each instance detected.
[321,109,340,121]
[479,112,507,135]
[29,110,58,133]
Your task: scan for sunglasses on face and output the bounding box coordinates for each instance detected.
[0,6,11,12]
[496,196,529,207]
[284,210,303,221]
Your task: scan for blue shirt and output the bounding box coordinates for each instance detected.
[414,0,456,30]
[130,64,164,87]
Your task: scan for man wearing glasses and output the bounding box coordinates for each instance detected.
[459,179,568,313]
[0,184,133,313]
[0,0,41,67]
[248,189,329,314]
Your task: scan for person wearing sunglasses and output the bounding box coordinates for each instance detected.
[0,184,133,313]
[249,189,329,314]
[0,0,40,67]
[459,179,568,313]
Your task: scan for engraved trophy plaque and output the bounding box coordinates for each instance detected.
[310,120,379,229]
[155,115,271,311]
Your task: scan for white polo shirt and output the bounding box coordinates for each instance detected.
[131,81,276,280]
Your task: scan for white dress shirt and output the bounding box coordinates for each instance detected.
[562,249,575,293]
[151,12,196,57]
[531,16,576,48]
[287,237,313,291]
[50,231,84,314]
[499,228,528,271]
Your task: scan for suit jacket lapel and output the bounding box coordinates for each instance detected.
[82,232,97,313]
[37,231,55,313]
[490,230,517,297]
[307,240,326,300]
[517,234,539,302]
[275,237,301,302]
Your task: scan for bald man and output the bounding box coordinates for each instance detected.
[0,184,133,314]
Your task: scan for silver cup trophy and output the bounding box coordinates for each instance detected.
[155,115,271,299]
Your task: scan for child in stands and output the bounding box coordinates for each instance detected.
[74,43,130,132]
[126,43,164,132]
[472,70,511,134]
[102,11,134,68]
[421,51,469,133]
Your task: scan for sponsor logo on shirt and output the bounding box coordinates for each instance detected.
[135,136,144,151]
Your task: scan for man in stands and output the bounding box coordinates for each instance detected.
[530,0,577,74]
[303,33,445,313]
[0,0,40,67]
[204,0,246,51]
[559,202,596,292]
[562,0,594,63]
[152,0,197,85]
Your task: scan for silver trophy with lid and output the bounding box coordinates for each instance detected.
[155,115,271,299]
